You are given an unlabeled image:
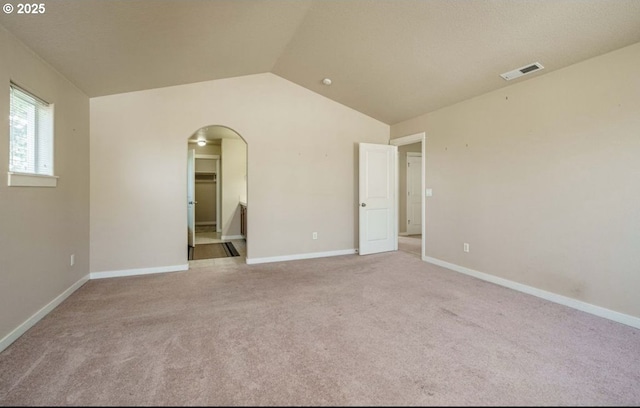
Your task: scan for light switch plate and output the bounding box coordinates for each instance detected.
[425,189,433,197]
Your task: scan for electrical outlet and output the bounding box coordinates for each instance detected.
[312,232,318,240]
[463,243,469,253]
[70,254,75,266]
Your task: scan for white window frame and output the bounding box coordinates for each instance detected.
[8,83,58,187]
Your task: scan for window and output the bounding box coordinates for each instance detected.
[8,83,57,187]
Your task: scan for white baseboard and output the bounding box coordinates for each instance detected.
[0,274,90,353]
[246,248,357,265]
[90,264,189,280]
[423,255,640,330]
[398,232,410,236]
[221,235,244,240]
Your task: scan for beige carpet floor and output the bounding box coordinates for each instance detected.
[1,250,640,406]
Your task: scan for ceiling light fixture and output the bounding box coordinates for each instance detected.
[197,140,206,147]
[322,78,332,86]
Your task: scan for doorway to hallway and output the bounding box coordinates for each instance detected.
[390,132,426,259]
[187,125,248,263]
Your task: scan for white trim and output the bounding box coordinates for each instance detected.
[221,235,244,240]
[394,147,399,251]
[0,274,89,353]
[246,249,357,265]
[423,255,640,330]
[90,264,188,280]
[389,132,424,146]
[8,172,58,187]
[390,132,426,258]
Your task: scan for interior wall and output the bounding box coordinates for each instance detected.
[398,143,422,234]
[391,42,640,319]
[221,138,247,237]
[90,73,389,271]
[0,26,90,343]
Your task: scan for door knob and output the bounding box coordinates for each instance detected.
[361,203,367,207]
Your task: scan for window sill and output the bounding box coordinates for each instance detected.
[8,172,58,187]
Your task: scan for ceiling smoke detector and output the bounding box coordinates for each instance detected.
[322,78,332,86]
[500,62,544,81]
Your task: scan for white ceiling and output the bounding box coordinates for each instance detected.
[1,0,640,124]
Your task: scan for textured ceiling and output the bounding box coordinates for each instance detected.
[1,0,640,124]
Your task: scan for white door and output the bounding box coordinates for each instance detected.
[407,153,422,235]
[187,148,196,248]
[359,143,397,255]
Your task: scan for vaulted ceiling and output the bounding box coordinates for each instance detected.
[1,0,640,124]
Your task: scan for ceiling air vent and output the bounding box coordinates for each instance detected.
[500,62,544,81]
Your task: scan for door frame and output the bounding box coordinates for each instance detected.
[187,148,196,249]
[389,132,426,259]
[195,154,221,233]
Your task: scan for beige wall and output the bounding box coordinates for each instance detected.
[90,73,389,270]
[0,27,90,343]
[221,138,247,237]
[398,143,422,234]
[391,42,640,319]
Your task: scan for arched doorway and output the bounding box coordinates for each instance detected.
[186,125,248,263]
